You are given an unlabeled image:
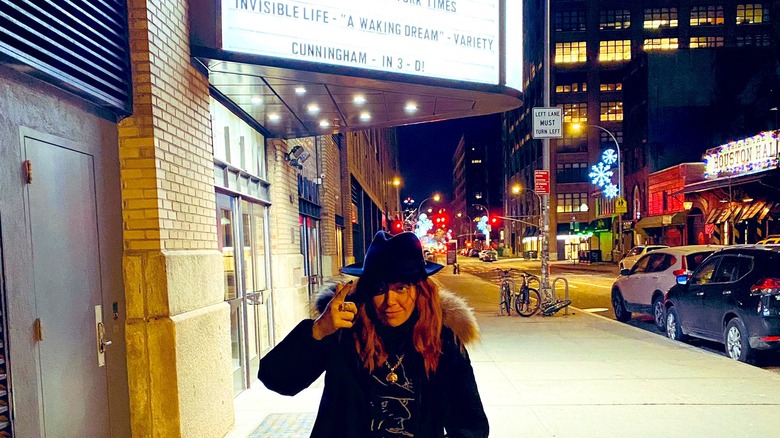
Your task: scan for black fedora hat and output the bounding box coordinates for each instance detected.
[341,231,444,300]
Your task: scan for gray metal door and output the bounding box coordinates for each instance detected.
[25,138,110,436]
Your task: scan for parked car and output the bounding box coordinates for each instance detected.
[665,245,780,363]
[479,249,498,262]
[618,244,669,271]
[757,235,780,245]
[611,245,723,330]
[468,248,480,257]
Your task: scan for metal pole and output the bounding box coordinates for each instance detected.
[541,0,552,296]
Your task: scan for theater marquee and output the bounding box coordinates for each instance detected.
[704,130,779,178]
[221,0,521,87]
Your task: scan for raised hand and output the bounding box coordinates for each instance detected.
[312,281,358,340]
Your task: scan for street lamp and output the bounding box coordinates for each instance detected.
[407,193,441,223]
[391,176,402,218]
[572,123,624,260]
[511,184,543,256]
[456,212,473,245]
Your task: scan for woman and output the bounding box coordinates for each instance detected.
[258,231,489,437]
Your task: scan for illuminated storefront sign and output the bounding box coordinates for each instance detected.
[704,130,779,178]
[221,0,519,86]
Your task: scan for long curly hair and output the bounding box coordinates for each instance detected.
[352,278,443,378]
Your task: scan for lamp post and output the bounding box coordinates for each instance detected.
[573,123,624,261]
[511,184,543,257]
[456,212,473,246]
[473,203,489,247]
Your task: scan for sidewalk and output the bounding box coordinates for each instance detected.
[227,266,780,437]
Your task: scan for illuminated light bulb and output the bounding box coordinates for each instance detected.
[268,113,280,122]
[307,104,320,113]
[250,96,262,104]
[405,102,417,113]
[319,120,330,128]
[295,86,306,95]
[353,95,366,105]
[359,112,371,121]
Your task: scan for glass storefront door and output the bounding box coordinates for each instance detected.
[300,216,322,297]
[217,193,272,396]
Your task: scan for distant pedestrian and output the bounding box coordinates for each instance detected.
[258,231,488,437]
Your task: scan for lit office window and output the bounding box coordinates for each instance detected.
[600,101,623,121]
[555,9,586,31]
[737,4,768,24]
[562,103,587,123]
[555,42,587,63]
[600,9,631,30]
[644,8,678,28]
[556,81,587,93]
[600,82,623,92]
[690,36,725,48]
[643,38,679,50]
[599,40,631,62]
[736,33,771,46]
[690,5,724,25]
[557,193,588,213]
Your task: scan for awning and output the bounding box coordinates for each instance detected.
[759,202,776,221]
[680,171,776,194]
[636,213,684,230]
[737,201,766,222]
[705,207,724,224]
[584,217,613,232]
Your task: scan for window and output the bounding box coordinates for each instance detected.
[644,8,678,28]
[556,192,588,213]
[690,5,724,25]
[690,36,725,48]
[553,128,587,152]
[555,9,586,31]
[555,42,587,63]
[712,256,753,283]
[691,257,718,285]
[736,33,771,46]
[643,38,679,50]
[556,81,587,93]
[600,82,623,92]
[562,103,587,123]
[600,101,623,121]
[599,40,631,62]
[557,162,588,183]
[600,130,623,146]
[471,159,483,163]
[737,4,768,24]
[600,9,631,30]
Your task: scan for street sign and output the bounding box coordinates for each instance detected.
[534,170,550,195]
[615,197,627,214]
[531,107,563,139]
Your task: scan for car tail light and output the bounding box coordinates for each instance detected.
[750,278,780,296]
[672,257,689,278]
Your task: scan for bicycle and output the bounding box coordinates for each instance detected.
[495,268,541,317]
[539,287,572,316]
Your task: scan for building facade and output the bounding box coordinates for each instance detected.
[504,0,778,261]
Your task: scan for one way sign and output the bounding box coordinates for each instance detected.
[532,107,563,139]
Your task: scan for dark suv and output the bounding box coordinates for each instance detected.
[665,245,780,363]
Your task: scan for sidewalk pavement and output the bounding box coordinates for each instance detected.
[227,265,780,437]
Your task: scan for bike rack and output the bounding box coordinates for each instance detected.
[551,277,570,315]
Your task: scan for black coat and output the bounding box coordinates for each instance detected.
[257,291,489,438]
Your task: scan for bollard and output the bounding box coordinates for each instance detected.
[453,263,460,274]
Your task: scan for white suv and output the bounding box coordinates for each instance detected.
[611,245,722,330]
[618,244,669,271]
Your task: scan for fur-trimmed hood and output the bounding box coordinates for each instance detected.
[314,282,480,345]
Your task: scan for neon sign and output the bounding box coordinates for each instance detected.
[704,130,779,178]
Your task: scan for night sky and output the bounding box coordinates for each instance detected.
[397,113,500,207]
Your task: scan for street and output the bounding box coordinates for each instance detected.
[453,254,780,373]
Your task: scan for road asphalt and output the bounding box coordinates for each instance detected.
[228,258,780,437]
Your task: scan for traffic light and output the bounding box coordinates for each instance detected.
[490,216,501,227]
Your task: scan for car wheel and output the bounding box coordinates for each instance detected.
[724,318,755,363]
[665,306,687,342]
[611,289,631,322]
[652,296,666,331]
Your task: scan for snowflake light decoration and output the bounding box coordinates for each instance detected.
[589,162,613,187]
[601,149,618,166]
[414,213,433,238]
[476,216,489,234]
[604,183,619,199]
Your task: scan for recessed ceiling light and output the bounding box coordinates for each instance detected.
[307,104,320,113]
[250,96,263,104]
[353,95,366,105]
[295,86,306,95]
[405,102,417,112]
[319,120,330,127]
[268,113,280,122]
[359,112,371,121]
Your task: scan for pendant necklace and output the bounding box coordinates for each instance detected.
[385,354,405,383]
